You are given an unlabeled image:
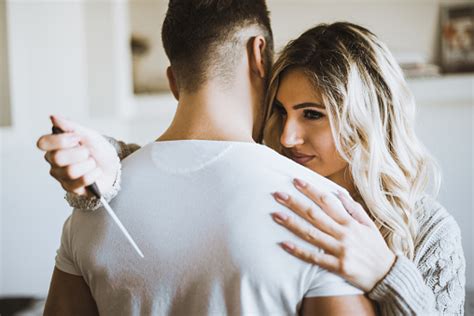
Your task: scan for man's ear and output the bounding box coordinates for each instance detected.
[166,66,179,100]
[249,35,267,79]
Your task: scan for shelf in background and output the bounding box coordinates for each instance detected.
[129,73,473,119]
[407,73,473,105]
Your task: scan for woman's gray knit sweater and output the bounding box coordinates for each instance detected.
[65,138,466,315]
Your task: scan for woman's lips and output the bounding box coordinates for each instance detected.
[290,153,315,165]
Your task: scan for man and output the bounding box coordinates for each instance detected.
[39,1,375,315]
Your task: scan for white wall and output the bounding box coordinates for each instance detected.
[0,0,133,296]
[268,0,470,62]
[83,0,134,118]
[410,75,473,287]
[1,0,85,296]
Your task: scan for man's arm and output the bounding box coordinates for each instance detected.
[44,267,99,316]
[301,295,376,316]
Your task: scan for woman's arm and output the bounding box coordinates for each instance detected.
[368,208,465,315]
[64,137,141,210]
[272,180,466,315]
[105,136,141,161]
[37,116,141,211]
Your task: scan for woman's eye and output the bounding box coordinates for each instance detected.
[303,110,324,120]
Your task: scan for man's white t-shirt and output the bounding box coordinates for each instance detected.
[56,140,361,315]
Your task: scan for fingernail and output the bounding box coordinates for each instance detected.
[293,178,307,188]
[280,241,295,252]
[272,212,288,223]
[273,191,289,202]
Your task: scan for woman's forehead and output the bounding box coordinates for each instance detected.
[276,68,323,106]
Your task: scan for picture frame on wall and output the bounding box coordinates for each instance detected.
[440,3,474,73]
[129,0,169,94]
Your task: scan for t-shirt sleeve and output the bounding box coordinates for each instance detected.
[305,266,363,297]
[55,215,82,276]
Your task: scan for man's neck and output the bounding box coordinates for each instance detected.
[157,85,256,143]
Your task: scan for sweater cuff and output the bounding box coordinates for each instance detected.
[368,254,430,310]
[64,164,122,211]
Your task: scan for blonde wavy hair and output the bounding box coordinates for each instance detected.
[262,22,440,259]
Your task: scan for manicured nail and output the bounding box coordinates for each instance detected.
[293,178,307,188]
[272,212,288,223]
[280,241,295,252]
[273,192,289,202]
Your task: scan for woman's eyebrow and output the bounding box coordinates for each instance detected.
[293,102,324,110]
[274,99,324,110]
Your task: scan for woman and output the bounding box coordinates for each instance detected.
[43,22,466,315]
[262,22,465,315]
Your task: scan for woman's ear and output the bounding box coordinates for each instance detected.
[249,35,267,79]
[166,66,179,100]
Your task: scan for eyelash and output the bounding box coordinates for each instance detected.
[303,110,324,120]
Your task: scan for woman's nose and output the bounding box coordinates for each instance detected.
[280,119,304,148]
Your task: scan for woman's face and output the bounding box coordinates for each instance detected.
[274,67,348,183]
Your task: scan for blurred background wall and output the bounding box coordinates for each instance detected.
[0,0,472,308]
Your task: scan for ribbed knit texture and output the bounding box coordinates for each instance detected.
[66,139,466,315]
[369,196,466,315]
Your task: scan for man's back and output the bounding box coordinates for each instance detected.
[55,140,361,315]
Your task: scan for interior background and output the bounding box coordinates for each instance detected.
[0,0,472,308]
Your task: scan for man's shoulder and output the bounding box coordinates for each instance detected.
[225,144,344,193]
[119,142,156,173]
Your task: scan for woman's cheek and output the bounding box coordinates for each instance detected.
[309,125,344,175]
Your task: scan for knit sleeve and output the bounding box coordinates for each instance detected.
[64,137,141,211]
[368,206,466,315]
[104,136,141,161]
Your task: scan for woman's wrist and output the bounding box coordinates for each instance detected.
[368,252,397,292]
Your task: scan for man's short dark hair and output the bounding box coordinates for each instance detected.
[162,0,274,92]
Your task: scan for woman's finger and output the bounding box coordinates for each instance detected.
[273,192,343,238]
[61,168,102,193]
[293,178,352,225]
[280,242,339,272]
[272,212,341,255]
[37,133,81,152]
[50,158,97,181]
[336,191,377,229]
[45,146,90,167]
